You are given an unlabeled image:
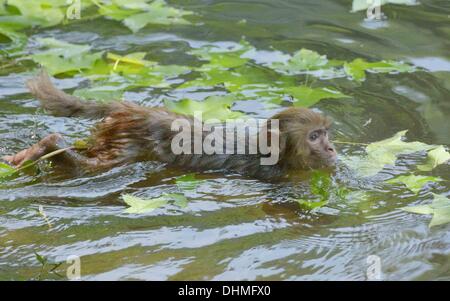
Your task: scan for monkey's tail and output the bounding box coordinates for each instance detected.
[26,70,122,119]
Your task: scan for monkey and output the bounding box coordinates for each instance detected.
[2,71,337,180]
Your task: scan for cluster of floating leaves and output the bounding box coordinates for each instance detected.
[0,0,193,48]
[17,37,414,119]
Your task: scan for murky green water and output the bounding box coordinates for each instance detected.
[0,0,449,280]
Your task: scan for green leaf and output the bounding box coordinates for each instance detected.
[123,194,169,213]
[180,67,251,90]
[165,193,189,208]
[181,64,292,94]
[7,0,66,27]
[176,173,202,191]
[417,145,450,171]
[123,193,189,213]
[0,162,16,180]
[73,139,89,150]
[151,64,190,78]
[122,0,193,32]
[342,130,435,177]
[366,130,434,160]
[297,199,328,210]
[107,52,155,68]
[402,194,450,228]
[296,171,332,210]
[164,95,245,121]
[30,38,104,76]
[386,174,442,194]
[34,252,48,266]
[82,51,189,90]
[190,40,253,69]
[73,86,124,101]
[271,48,329,73]
[283,86,348,107]
[310,170,332,200]
[344,58,414,82]
[0,25,26,51]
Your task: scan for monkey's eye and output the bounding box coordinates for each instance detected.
[309,132,319,141]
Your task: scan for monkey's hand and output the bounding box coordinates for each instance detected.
[2,134,62,168]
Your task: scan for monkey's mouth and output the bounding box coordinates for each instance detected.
[311,154,337,169]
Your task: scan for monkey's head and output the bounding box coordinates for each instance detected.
[271,107,337,170]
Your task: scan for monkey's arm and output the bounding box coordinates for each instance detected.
[2,133,107,170]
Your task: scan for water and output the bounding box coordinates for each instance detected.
[0,0,449,280]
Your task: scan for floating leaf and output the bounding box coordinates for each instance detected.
[164,95,245,121]
[402,193,450,227]
[176,173,202,191]
[123,194,169,213]
[310,170,332,200]
[296,170,332,210]
[283,86,348,107]
[418,146,450,171]
[297,199,328,210]
[190,40,253,69]
[344,58,414,82]
[271,48,329,73]
[123,193,188,213]
[366,130,434,159]
[73,86,124,101]
[121,0,194,32]
[386,174,442,194]
[165,193,189,208]
[30,38,104,76]
[181,64,291,93]
[0,162,16,180]
[0,25,26,51]
[7,0,66,27]
[343,130,435,177]
[82,51,189,90]
[107,52,155,68]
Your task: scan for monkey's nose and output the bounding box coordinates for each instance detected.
[327,146,335,153]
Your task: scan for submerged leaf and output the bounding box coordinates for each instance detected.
[402,194,450,227]
[386,174,442,194]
